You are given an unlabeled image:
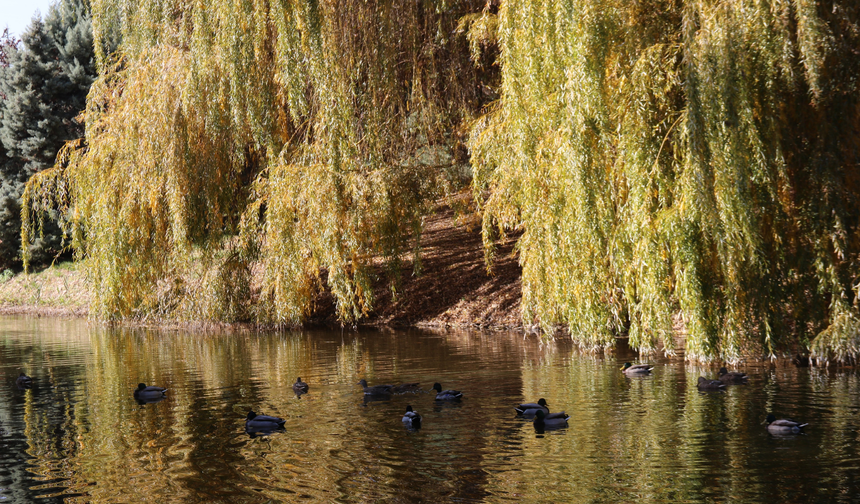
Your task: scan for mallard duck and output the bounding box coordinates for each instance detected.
[765,414,808,434]
[245,410,286,431]
[357,379,394,396]
[718,367,748,384]
[402,405,422,429]
[697,376,726,390]
[16,372,33,389]
[620,362,653,375]
[392,382,421,394]
[293,377,309,393]
[515,398,549,417]
[533,409,570,430]
[133,383,167,400]
[432,383,463,400]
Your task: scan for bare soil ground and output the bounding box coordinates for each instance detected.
[310,201,523,329]
[0,200,524,329]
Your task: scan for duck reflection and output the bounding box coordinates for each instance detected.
[362,393,391,405]
[134,395,166,405]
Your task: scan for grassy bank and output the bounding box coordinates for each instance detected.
[0,204,523,328]
[0,261,89,316]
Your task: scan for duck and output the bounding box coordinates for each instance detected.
[697,376,726,390]
[357,379,394,396]
[515,398,549,418]
[16,372,33,389]
[402,405,422,429]
[533,409,570,431]
[293,377,309,393]
[620,362,653,375]
[432,383,463,400]
[765,414,808,434]
[133,383,167,400]
[718,367,748,384]
[392,382,421,394]
[245,410,286,431]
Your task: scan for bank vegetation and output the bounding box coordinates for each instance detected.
[21,0,860,363]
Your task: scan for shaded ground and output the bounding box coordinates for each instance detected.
[335,202,522,329]
[0,200,524,329]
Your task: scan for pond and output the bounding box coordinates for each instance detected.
[0,315,858,503]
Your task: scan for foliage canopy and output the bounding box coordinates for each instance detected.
[24,0,860,362]
[25,0,489,322]
[471,0,860,361]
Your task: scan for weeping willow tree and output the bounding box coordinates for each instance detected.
[22,0,492,323]
[22,0,860,362]
[471,0,860,361]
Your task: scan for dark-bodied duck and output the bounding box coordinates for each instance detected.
[134,383,167,401]
[515,398,549,418]
[533,409,570,431]
[697,376,726,391]
[392,382,421,394]
[718,367,748,384]
[293,377,309,394]
[765,414,808,434]
[245,410,286,432]
[16,372,33,389]
[432,383,463,401]
[402,405,422,429]
[620,362,653,375]
[357,379,394,396]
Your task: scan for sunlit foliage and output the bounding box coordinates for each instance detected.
[24,0,489,322]
[22,0,860,362]
[471,0,860,361]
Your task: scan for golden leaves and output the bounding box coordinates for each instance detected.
[470,0,859,361]
[25,0,485,325]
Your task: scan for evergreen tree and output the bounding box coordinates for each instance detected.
[0,0,96,269]
[0,30,22,267]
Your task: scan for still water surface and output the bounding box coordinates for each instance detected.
[1,316,859,502]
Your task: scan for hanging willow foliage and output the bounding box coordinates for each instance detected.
[23,0,860,362]
[471,0,860,361]
[23,0,490,323]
